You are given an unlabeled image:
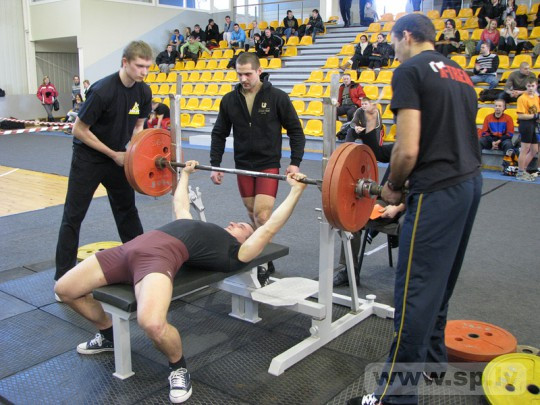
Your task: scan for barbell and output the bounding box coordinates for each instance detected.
[125,128,384,232]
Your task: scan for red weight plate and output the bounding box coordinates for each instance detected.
[125,128,173,197]
[445,320,517,362]
[322,143,378,232]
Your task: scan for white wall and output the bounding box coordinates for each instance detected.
[30,0,81,40]
[0,0,30,95]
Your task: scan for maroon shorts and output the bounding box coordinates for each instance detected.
[236,168,279,198]
[95,230,189,285]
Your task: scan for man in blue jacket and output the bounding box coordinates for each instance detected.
[229,24,246,49]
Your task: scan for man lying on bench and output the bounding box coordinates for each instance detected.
[55,160,307,404]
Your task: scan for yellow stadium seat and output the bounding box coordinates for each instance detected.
[458,29,469,40]
[358,70,376,83]
[304,120,323,136]
[183,61,196,70]
[463,17,479,29]
[235,48,244,55]
[299,36,313,46]
[195,60,206,70]
[269,20,279,29]
[505,109,518,125]
[535,56,540,69]
[145,73,157,83]
[336,121,342,133]
[338,44,355,55]
[174,61,184,70]
[382,22,394,32]
[185,98,199,111]
[323,57,340,69]
[383,124,396,142]
[180,113,190,127]
[212,71,225,82]
[529,27,540,40]
[162,97,170,108]
[217,60,229,70]
[471,29,482,41]
[224,71,238,82]
[169,84,177,95]
[530,3,539,15]
[458,8,473,18]
[149,64,159,72]
[510,54,532,69]
[467,55,478,69]
[498,55,509,69]
[222,49,234,59]
[369,32,379,43]
[205,60,218,71]
[205,84,219,96]
[395,12,407,20]
[476,107,494,125]
[258,21,268,30]
[258,58,269,69]
[219,40,229,49]
[165,72,177,83]
[155,72,167,83]
[200,50,211,59]
[149,84,158,94]
[454,19,463,29]
[287,36,299,46]
[182,84,193,96]
[283,46,298,57]
[390,59,401,68]
[290,83,306,97]
[432,19,445,30]
[441,9,457,19]
[500,71,512,82]
[367,23,381,32]
[188,113,205,128]
[305,100,323,116]
[180,98,187,109]
[268,58,282,69]
[380,13,394,22]
[324,69,341,82]
[303,18,309,24]
[473,87,483,99]
[517,27,528,40]
[306,84,324,98]
[516,4,527,15]
[199,71,212,82]
[305,70,324,83]
[192,84,206,96]
[380,86,393,100]
[382,104,394,120]
[364,85,379,100]
[292,100,305,115]
[218,84,232,95]
[344,70,358,81]
[239,23,246,30]
[427,10,440,19]
[187,72,200,82]
[210,98,221,111]
[211,50,223,59]
[451,55,467,69]
[353,33,364,44]
[375,71,393,84]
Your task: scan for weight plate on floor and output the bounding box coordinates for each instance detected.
[517,345,540,356]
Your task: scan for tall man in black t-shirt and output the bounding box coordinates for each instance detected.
[55,161,308,404]
[54,41,153,285]
[348,14,482,405]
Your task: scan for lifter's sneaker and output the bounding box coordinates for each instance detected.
[516,171,536,182]
[76,333,114,354]
[333,266,349,287]
[169,368,192,403]
[257,265,271,287]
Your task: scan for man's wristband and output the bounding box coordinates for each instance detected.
[387,179,404,192]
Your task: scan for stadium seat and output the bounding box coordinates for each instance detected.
[223,71,238,82]
[211,50,223,59]
[369,33,379,43]
[149,64,159,72]
[149,84,159,94]
[162,97,170,108]
[219,40,228,49]
[458,29,469,40]
[427,10,440,19]
[476,107,494,125]
[165,72,177,83]
[383,124,396,142]
[433,19,445,30]
[188,113,205,128]
[183,61,196,70]
[212,71,225,82]
[322,57,340,69]
[258,21,268,30]
[235,48,243,55]
[181,84,193,96]
[290,83,307,97]
[382,22,394,32]
[395,12,407,20]
[441,9,457,18]
[145,73,157,83]
[218,84,232,95]
[510,55,532,69]
[382,104,394,120]
[192,84,206,96]
[306,84,324,98]
[173,61,183,70]
[187,72,200,82]
[358,70,376,83]
[304,120,323,136]
[269,20,279,29]
[380,13,394,22]
[530,3,540,15]
[155,72,167,83]
[471,29,483,41]
[515,4,527,15]
[239,23,246,30]
[180,98,187,109]
[217,60,229,70]
[363,85,379,99]
[200,71,212,82]
[205,60,218,70]
[463,17,479,29]
[200,50,211,59]
[169,84,177,95]
[529,27,540,40]
[375,71,393,84]
[292,100,305,115]
[222,49,234,59]
[505,109,518,126]
[380,86,393,100]
[499,71,512,82]
[451,55,467,69]
[336,121,343,133]
[467,55,478,69]
[299,36,313,46]
[343,70,357,81]
[498,55,510,70]
[324,69,341,82]
[210,98,221,111]
[305,101,323,116]
[205,84,219,96]
[180,113,190,127]
[286,36,299,46]
[305,70,324,83]
[283,46,298,57]
[517,27,528,41]
[353,33,364,43]
[185,98,199,111]
[458,8,473,18]
[338,44,355,55]
[258,58,269,69]
[195,60,206,70]
[268,57,281,69]
[367,23,381,32]
[390,59,401,68]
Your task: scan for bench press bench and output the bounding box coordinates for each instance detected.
[93,242,289,379]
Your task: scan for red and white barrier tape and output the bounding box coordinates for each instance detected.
[0,117,74,127]
[0,117,73,135]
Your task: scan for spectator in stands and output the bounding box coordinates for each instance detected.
[36,75,58,122]
[251,33,263,55]
[342,34,372,70]
[337,72,365,121]
[246,21,261,51]
[435,19,461,57]
[179,35,210,63]
[345,97,382,143]
[258,28,284,58]
[145,98,171,129]
[169,29,184,49]
[499,62,536,103]
[229,24,246,49]
[515,78,539,181]
[535,7,540,26]
[479,99,515,154]
[502,0,516,21]
[191,24,206,44]
[82,79,90,100]
[222,16,235,44]
[498,16,520,54]
[305,9,325,43]
[471,0,487,14]
[476,19,500,54]
[363,1,378,26]
[283,10,299,40]
[339,0,352,28]
[471,42,499,89]
[66,93,84,123]
[156,44,179,74]
[205,19,220,45]
[441,0,461,14]
[71,75,81,108]
[369,33,392,73]
[184,26,192,39]
[478,0,504,29]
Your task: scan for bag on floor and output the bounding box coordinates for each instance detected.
[478,89,502,102]
[502,151,518,176]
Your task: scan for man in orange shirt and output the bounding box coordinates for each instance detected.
[515,78,539,182]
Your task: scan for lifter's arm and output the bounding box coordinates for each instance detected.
[237,173,307,262]
[173,161,197,220]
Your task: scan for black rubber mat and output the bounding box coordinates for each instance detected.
[0,267,34,283]
[0,291,35,321]
[0,268,56,307]
[140,380,250,404]
[40,302,97,333]
[193,331,366,405]
[0,349,168,404]
[0,309,90,379]
[23,259,55,272]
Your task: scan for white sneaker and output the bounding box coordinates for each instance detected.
[169,368,192,403]
[54,293,62,303]
[77,333,114,354]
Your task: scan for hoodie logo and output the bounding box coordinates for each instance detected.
[261,102,267,108]
[258,102,270,115]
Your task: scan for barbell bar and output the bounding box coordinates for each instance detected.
[125,128,383,232]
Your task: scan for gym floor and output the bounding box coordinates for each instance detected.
[0,133,538,404]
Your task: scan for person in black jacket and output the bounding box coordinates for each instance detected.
[209,52,305,281]
[205,19,220,44]
[349,34,372,69]
[369,33,393,72]
[191,24,207,44]
[258,28,284,58]
[283,10,299,40]
[478,0,504,28]
[305,9,325,43]
[156,44,179,73]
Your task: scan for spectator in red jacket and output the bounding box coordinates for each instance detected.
[337,72,366,121]
[36,76,58,122]
[479,99,515,154]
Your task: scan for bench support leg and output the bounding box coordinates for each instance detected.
[101,303,135,379]
[229,295,261,323]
